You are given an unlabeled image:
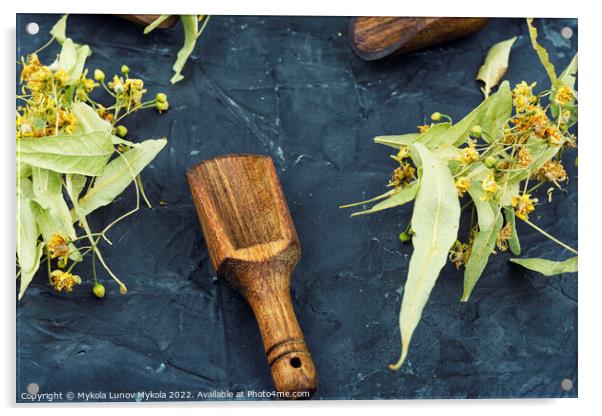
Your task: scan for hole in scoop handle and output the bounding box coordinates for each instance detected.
[245,279,318,398]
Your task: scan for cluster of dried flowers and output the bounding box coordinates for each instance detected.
[342,18,577,370]
[16,15,168,299]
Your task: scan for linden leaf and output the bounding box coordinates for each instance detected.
[390,143,460,370]
[30,167,82,262]
[50,14,68,43]
[476,36,516,99]
[462,177,503,302]
[17,180,43,299]
[559,53,578,92]
[510,256,577,276]
[51,15,92,56]
[58,38,91,84]
[550,53,578,126]
[169,15,211,84]
[16,131,113,176]
[504,208,521,256]
[526,18,558,87]
[438,81,512,147]
[349,182,419,217]
[76,138,167,217]
[373,133,420,149]
[143,15,172,34]
[72,102,139,147]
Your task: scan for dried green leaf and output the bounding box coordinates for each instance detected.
[76,139,167,216]
[143,15,172,34]
[31,168,76,240]
[72,102,139,147]
[462,177,503,302]
[373,133,419,149]
[50,15,92,55]
[17,132,113,176]
[58,38,91,84]
[526,18,558,87]
[443,81,512,147]
[17,180,43,299]
[417,122,452,149]
[509,135,562,183]
[50,14,68,43]
[559,53,578,91]
[550,53,578,126]
[510,256,577,276]
[30,168,82,262]
[504,208,521,256]
[340,189,397,209]
[171,16,203,84]
[477,37,516,99]
[390,143,460,370]
[350,182,419,217]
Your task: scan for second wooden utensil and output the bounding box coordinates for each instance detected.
[349,17,488,61]
[187,154,317,399]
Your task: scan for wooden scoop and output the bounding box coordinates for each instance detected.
[349,17,488,61]
[187,155,317,399]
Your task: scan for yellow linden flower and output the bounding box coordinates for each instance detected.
[389,163,416,189]
[455,176,471,197]
[537,160,567,184]
[496,224,513,252]
[417,124,430,134]
[124,78,147,107]
[460,145,479,165]
[26,66,52,94]
[511,193,538,220]
[63,112,77,134]
[108,75,125,94]
[50,270,82,292]
[554,84,574,106]
[54,69,70,88]
[449,240,471,270]
[512,81,537,112]
[391,146,411,163]
[47,233,69,260]
[517,147,532,168]
[20,53,42,81]
[480,171,499,201]
[545,126,564,147]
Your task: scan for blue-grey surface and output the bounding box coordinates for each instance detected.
[16,15,578,401]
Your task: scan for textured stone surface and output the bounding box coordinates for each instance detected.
[16,15,577,401]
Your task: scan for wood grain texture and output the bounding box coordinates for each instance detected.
[187,155,317,399]
[349,17,488,61]
[117,15,178,29]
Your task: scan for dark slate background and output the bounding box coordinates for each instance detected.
[16,14,578,401]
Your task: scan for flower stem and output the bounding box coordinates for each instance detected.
[520,217,578,255]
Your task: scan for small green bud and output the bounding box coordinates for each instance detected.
[93,69,105,82]
[430,112,442,122]
[484,156,497,169]
[57,257,67,269]
[93,283,106,299]
[471,125,482,138]
[156,100,169,112]
[121,64,130,75]
[156,92,168,103]
[399,232,412,243]
[114,125,128,138]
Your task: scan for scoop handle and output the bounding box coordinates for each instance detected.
[238,263,317,399]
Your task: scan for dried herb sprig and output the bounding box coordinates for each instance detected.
[341,18,578,370]
[144,15,211,84]
[16,16,168,299]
